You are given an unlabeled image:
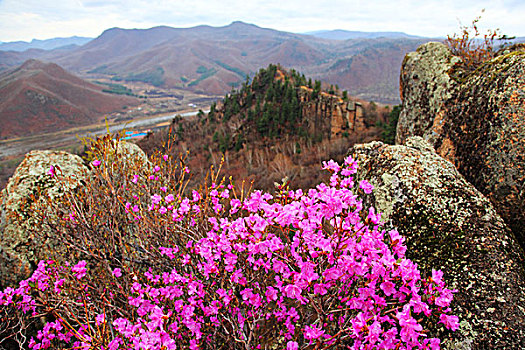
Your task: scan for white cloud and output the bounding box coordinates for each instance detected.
[0,0,523,42]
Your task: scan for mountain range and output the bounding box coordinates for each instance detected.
[0,22,433,103]
[305,29,424,40]
[0,36,92,52]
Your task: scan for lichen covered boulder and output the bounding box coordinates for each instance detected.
[348,137,525,348]
[0,150,89,288]
[396,42,460,145]
[397,43,525,247]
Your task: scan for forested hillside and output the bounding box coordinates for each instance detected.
[138,64,398,190]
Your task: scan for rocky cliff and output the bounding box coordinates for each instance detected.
[296,87,366,139]
[397,42,525,248]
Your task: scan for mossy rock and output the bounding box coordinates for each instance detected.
[348,137,525,348]
[0,150,89,288]
[396,42,460,146]
[397,43,525,249]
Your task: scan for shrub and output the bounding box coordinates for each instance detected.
[445,10,514,72]
[0,137,458,349]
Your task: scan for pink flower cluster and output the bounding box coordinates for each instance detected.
[2,155,458,349]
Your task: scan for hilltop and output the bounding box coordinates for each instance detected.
[0,59,138,139]
[138,64,396,190]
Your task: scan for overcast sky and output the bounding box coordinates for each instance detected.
[0,0,523,42]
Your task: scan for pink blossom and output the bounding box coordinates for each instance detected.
[287,341,299,350]
[284,284,302,299]
[304,323,325,340]
[92,159,101,167]
[47,165,55,177]
[72,261,87,279]
[151,194,162,205]
[435,288,454,307]
[359,179,374,194]
[380,280,395,296]
[440,314,459,331]
[95,313,105,326]
[112,268,122,278]
[322,159,340,173]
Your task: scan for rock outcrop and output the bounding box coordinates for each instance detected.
[0,151,89,288]
[348,137,525,349]
[297,87,366,139]
[397,42,525,247]
[0,141,149,288]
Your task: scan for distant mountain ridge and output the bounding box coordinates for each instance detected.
[0,21,433,103]
[0,36,93,52]
[305,29,425,40]
[0,59,137,139]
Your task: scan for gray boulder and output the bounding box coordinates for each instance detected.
[0,140,150,288]
[0,150,89,288]
[348,137,525,349]
[396,42,460,146]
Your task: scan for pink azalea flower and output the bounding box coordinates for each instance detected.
[47,165,55,177]
[95,313,105,325]
[359,179,374,194]
[440,314,459,331]
[284,284,302,299]
[287,341,299,350]
[92,159,101,167]
[380,280,396,296]
[72,261,87,279]
[304,323,325,340]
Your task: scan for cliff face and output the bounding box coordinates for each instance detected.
[349,137,525,348]
[296,87,366,139]
[397,42,525,248]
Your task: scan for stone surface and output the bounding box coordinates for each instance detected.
[396,42,460,146]
[348,137,525,349]
[397,43,525,247]
[0,150,89,288]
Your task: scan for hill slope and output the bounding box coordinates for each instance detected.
[0,59,138,139]
[305,29,424,40]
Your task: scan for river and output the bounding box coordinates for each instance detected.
[0,110,204,159]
